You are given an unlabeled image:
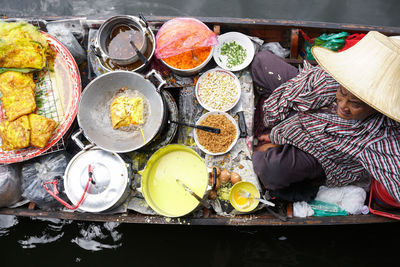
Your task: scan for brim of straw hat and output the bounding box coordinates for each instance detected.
[311,31,400,122]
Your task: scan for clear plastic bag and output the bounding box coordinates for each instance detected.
[21,152,71,210]
[260,42,290,58]
[0,164,21,208]
[155,17,218,59]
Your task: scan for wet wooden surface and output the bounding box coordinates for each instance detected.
[0,207,397,226]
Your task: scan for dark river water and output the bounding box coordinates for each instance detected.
[1,0,399,266]
[0,215,398,266]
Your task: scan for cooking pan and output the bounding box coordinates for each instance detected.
[74,70,166,152]
[139,144,210,217]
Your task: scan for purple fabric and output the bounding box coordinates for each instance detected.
[251,51,298,139]
[252,145,325,190]
[251,50,298,98]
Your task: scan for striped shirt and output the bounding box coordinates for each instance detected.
[263,61,400,202]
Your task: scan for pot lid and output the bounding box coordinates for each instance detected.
[64,148,129,212]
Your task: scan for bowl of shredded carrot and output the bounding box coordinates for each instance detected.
[160,46,214,76]
[155,18,217,76]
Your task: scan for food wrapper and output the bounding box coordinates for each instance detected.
[155,17,218,59]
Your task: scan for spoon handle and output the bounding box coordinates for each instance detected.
[169,120,220,134]
[129,40,148,64]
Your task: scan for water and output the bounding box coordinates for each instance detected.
[1,0,399,265]
[0,214,397,266]
[1,0,400,27]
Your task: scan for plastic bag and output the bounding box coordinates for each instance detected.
[0,164,21,208]
[260,42,290,58]
[293,201,314,217]
[155,17,218,59]
[301,30,349,60]
[308,200,347,216]
[46,21,86,65]
[315,185,366,214]
[21,152,70,210]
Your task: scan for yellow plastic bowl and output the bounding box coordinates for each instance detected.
[229,181,260,212]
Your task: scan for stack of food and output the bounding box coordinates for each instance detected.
[0,21,58,151]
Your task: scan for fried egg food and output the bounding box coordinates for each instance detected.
[0,71,35,96]
[0,70,36,121]
[110,96,144,129]
[28,113,58,148]
[0,115,31,150]
[1,87,36,121]
[0,21,48,70]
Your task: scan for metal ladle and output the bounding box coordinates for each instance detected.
[129,39,148,65]
[168,120,221,134]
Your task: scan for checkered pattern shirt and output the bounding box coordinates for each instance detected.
[263,61,400,202]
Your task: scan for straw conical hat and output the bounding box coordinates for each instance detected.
[312,31,400,122]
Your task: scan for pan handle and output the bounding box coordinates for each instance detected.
[145,69,166,93]
[71,128,95,150]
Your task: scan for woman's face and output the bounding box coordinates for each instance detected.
[336,86,377,120]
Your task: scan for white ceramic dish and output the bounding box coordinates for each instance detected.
[213,32,255,71]
[195,68,241,112]
[193,111,239,156]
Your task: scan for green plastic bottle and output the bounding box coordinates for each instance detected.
[308,200,348,216]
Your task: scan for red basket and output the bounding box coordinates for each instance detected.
[368,179,400,220]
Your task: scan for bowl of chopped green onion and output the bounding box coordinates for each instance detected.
[213,32,255,71]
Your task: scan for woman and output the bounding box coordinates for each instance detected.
[251,31,400,203]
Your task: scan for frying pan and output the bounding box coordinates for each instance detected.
[74,70,166,152]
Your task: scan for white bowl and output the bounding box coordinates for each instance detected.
[195,68,241,112]
[193,111,239,156]
[213,32,255,71]
[160,46,214,76]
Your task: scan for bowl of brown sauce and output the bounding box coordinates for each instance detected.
[95,15,148,66]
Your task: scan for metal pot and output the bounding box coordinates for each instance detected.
[139,144,212,217]
[74,70,166,153]
[63,147,131,213]
[94,15,147,65]
[92,15,155,72]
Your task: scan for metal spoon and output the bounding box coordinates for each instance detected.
[238,189,275,207]
[108,24,148,65]
[168,120,221,134]
[176,178,210,208]
[129,39,148,65]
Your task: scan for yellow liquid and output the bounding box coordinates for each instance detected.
[233,191,250,206]
[146,150,208,217]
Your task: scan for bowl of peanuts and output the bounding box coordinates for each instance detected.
[193,111,239,155]
[195,68,241,112]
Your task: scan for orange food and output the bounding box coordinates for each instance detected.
[163,47,211,69]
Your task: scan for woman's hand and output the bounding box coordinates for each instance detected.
[254,143,280,152]
[258,133,271,143]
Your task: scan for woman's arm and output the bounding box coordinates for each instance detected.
[263,62,338,128]
[359,135,400,203]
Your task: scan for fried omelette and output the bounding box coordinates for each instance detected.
[28,113,58,148]
[0,71,35,96]
[0,21,48,70]
[0,115,31,150]
[0,70,36,121]
[110,96,144,129]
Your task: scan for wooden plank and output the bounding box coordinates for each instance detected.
[0,207,397,226]
[290,28,299,59]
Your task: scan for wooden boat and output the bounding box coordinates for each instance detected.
[1,16,399,226]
